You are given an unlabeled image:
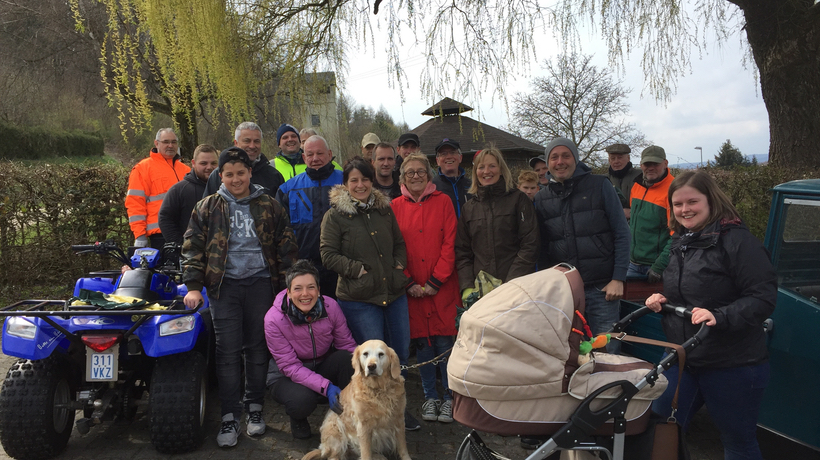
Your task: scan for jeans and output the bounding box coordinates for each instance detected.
[653,362,770,460]
[209,277,273,419]
[270,349,354,420]
[339,295,410,377]
[415,336,454,400]
[583,284,621,354]
[626,262,650,280]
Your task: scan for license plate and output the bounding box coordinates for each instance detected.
[86,344,118,382]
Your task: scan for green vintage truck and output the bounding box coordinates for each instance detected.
[621,179,820,452]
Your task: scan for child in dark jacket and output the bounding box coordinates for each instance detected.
[182,147,298,448]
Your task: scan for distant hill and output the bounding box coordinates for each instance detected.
[670,154,768,169]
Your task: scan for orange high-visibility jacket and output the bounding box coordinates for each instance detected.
[125,150,190,238]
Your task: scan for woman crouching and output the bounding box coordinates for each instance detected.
[264,260,357,440]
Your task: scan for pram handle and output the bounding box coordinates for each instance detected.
[613,304,710,381]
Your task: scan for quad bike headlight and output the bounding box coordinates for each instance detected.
[159,315,195,336]
[7,317,37,339]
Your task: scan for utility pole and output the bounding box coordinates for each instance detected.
[695,146,703,167]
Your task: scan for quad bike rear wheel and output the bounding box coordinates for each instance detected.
[149,350,206,453]
[0,356,75,460]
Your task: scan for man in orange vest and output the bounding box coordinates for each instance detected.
[125,128,190,249]
[627,145,675,283]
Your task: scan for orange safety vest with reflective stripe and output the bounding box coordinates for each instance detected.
[125,150,190,238]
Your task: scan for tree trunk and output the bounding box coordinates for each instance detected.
[739,0,820,168]
[174,113,198,162]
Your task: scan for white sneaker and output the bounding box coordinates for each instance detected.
[217,414,240,447]
[246,403,266,436]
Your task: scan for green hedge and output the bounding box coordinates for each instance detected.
[0,122,104,160]
[0,161,131,298]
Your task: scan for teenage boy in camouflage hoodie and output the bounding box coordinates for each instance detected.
[182,147,298,448]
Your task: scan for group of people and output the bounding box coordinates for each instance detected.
[124,123,775,460]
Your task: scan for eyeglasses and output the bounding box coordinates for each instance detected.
[159,140,179,145]
[436,150,460,157]
[405,169,428,178]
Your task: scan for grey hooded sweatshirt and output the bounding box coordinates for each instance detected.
[218,184,270,280]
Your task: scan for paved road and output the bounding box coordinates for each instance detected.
[0,348,815,460]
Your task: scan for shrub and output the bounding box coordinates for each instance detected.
[0,122,104,160]
[0,161,130,298]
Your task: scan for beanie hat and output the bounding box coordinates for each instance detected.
[276,124,300,146]
[544,137,580,164]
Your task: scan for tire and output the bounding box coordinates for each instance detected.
[0,357,75,460]
[149,351,206,453]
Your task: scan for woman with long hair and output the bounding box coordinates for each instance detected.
[455,147,539,297]
[646,170,776,460]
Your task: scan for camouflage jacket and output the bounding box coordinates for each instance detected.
[182,188,299,298]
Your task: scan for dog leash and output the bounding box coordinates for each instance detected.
[400,347,453,371]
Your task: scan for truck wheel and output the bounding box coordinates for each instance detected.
[149,351,206,453]
[0,357,75,460]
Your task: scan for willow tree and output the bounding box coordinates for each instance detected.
[69,0,256,157]
[71,0,819,168]
[263,0,818,168]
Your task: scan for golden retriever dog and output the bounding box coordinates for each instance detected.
[301,339,412,460]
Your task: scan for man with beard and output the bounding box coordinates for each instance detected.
[276,135,344,298]
[627,145,674,283]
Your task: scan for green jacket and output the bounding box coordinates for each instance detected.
[629,170,674,273]
[182,186,299,298]
[320,186,409,306]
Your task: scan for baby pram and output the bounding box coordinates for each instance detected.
[448,265,709,460]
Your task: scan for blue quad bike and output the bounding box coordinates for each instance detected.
[0,241,213,459]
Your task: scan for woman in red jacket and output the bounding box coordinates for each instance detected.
[391,153,460,424]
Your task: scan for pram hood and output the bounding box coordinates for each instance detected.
[448,266,667,403]
[448,266,586,401]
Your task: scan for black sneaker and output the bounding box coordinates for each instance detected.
[290,417,312,439]
[404,410,421,431]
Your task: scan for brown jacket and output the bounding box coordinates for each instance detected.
[455,181,540,291]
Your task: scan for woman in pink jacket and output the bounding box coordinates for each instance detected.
[392,153,460,425]
[264,260,357,439]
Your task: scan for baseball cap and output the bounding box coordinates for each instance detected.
[434,138,460,153]
[218,147,252,170]
[398,133,420,147]
[529,154,547,168]
[361,132,380,148]
[640,145,667,165]
[606,143,631,155]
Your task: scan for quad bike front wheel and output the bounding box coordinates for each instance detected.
[0,356,75,460]
[149,350,206,453]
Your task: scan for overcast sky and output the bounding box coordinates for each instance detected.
[340,17,769,166]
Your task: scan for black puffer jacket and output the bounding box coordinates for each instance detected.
[158,171,207,244]
[455,179,539,291]
[662,218,776,368]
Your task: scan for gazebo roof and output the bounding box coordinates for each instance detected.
[421,97,474,117]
